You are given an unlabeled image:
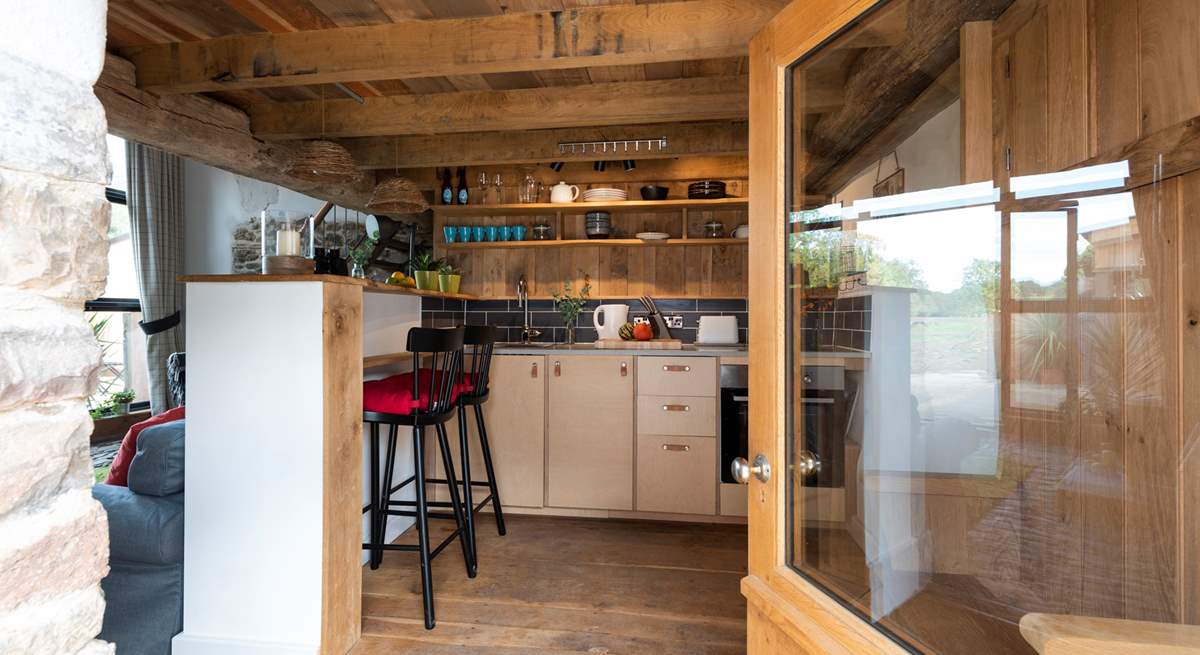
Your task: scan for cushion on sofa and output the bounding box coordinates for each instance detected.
[92,483,184,565]
[105,406,186,486]
[127,420,185,497]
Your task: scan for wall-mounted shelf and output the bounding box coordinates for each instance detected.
[431,197,747,216]
[443,238,748,250]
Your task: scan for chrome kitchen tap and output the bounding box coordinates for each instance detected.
[517,275,541,343]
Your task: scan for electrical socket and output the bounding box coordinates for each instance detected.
[665,315,684,329]
[633,316,650,325]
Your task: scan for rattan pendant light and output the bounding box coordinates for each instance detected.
[284,88,362,184]
[367,140,429,214]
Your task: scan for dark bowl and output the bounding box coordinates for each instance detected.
[640,185,669,201]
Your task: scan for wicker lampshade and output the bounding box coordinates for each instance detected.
[368,176,429,214]
[285,140,362,183]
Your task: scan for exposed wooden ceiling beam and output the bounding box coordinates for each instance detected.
[119,0,781,95]
[341,121,748,168]
[249,76,749,139]
[95,54,377,213]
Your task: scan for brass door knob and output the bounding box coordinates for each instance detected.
[731,453,771,484]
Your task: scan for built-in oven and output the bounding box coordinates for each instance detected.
[720,362,847,487]
[719,364,749,484]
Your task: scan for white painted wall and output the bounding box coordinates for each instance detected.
[835,100,962,204]
[183,159,373,275]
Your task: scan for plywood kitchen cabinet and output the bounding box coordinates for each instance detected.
[546,355,635,510]
[636,435,718,515]
[430,354,546,509]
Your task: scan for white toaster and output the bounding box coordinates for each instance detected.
[697,315,739,344]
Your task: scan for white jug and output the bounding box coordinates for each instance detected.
[550,181,580,204]
[592,304,630,340]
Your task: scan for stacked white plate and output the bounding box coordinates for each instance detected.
[635,232,670,241]
[582,187,628,202]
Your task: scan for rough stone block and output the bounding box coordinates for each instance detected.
[1,1,107,86]
[0,489,109,614]
[0,587,107,655]
[0,402,93,517]
[0,53,108,184]
[0,170,109,301]
[0,291,101,412]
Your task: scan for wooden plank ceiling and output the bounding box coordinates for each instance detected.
[105,0,766,169]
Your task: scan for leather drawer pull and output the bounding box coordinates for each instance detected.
[662,444,691,452]
[662,404,690,412]
[554,361,561,377]
[663,364,691,372]
[620,361,628,377]
[531,362,538,378]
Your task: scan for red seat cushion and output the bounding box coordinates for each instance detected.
[363,370,463,415]
[105,406,186,486]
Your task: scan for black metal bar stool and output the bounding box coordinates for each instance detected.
[426,325,505,570]
[361,326,474,630]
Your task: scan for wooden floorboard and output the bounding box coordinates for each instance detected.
[353,515,747,654]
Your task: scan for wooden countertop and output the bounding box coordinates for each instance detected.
[179,274,477,301]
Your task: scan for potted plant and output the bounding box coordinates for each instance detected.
[550,272,592,344]
[111,390,136,415]
[438,262,462,294]
[347,230,379,279]
[411,251,443,291]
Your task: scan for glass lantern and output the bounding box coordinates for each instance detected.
[260,210,314,273]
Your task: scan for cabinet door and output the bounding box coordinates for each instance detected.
[547,355,634,510]
[430,355,546,509]
[636,435,717,515]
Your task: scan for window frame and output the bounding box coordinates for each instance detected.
[88,178,152,413]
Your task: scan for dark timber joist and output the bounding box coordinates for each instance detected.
[119,0,783,95]
[248,76,749,139]
[340,122,749,169]
[94,54,377,213]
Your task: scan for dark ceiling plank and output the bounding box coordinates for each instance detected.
[248,75,749,139]
[119,0,780,94]
[339,121,748,168]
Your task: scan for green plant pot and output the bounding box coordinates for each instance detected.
[438,274,462,294]
[414,270,438,290]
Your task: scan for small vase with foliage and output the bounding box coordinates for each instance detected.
[437,262,462,294]
[111,390,136,414]
[347,230,379,279]
[411,251,443,291]
[550,272,592,344]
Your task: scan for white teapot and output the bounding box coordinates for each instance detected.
[550,181,580,204]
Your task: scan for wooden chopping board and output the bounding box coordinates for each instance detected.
[594,338,683,350]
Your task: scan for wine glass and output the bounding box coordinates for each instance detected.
[492,173,504,204]
[477,171,489,203]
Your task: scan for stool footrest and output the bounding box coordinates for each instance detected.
[361,528,462,560]
[386,509,460,522]
[426,477,494,488]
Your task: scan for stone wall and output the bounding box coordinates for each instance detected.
[0,1,114,653]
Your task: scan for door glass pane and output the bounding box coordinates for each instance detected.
[784,0,1193,652]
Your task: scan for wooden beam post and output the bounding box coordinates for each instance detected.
[119,0,781,94]
[95,54,378,213]
[248,76,749,139]
[961,20,994,183]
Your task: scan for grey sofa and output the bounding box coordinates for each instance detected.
[93,419,185,655]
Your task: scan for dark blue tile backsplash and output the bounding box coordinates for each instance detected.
[423,295,871,351]
[421,297,749,344]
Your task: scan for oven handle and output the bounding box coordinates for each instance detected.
[801,398,835,405]
[731,395,748,402]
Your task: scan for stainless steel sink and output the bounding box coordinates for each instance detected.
[495,342,559,349]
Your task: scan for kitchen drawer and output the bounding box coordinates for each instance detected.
[637,356,716,397]
[636,435,717,515]
[636,395,716,437]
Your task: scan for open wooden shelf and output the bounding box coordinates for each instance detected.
[431,197,747,216]
[443,237,748,249]
[178,274,477,301]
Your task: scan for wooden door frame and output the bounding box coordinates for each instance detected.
[744,1,908,652]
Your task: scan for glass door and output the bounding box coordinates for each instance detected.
[772,0,1200,652]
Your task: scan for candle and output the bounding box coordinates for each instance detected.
[276,228,301,256]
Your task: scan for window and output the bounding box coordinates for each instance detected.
[86,135,150,417]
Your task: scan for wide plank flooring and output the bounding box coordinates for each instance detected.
[353,515,747,654]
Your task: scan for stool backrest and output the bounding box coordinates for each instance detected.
[406,326,465,415]
[463,325,497,397]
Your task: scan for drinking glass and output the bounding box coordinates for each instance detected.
[477,171,489,203]
[492,173,504,203]
[499,225,512,241]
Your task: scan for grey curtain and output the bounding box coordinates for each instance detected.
[127,142,185,414]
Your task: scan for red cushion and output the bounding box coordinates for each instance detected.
[363,370,463,415]
[104,406,186,486]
